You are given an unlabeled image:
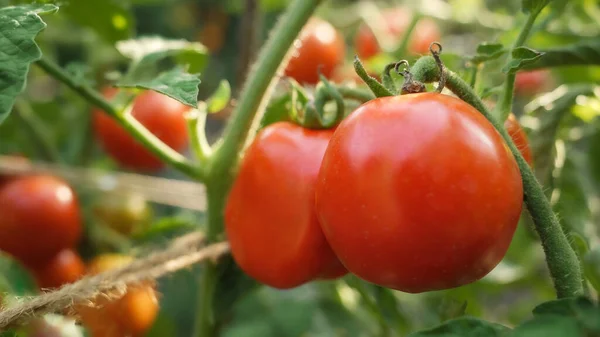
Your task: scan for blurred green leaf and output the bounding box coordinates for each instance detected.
[503,47,545,73]
[62,0,133,43]
[116,67,200,108]
[207,80,231,114]
[522,0,551,14]
[583,248,600,292]
[0,3,57,125]
[533,298,580,316]
[132,216,197,242]
[523,40,600,70]
[259,93,291,130]
[0,253,37,297]
[407,317,510,336]
[472,43,507,64]
[510,316,583,337]
[553,155,591,235]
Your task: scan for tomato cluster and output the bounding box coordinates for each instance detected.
[226,91,530,293]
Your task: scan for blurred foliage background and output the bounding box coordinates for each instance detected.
[0,0,599,336]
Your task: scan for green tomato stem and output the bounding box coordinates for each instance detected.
[410,56,583,298]
[186,107,212,168]
[353,56,394,98]
[493,11,541,122]
[35,58,202,180]
[13,99,63,164]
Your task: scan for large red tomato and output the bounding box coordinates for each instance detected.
[315,93,523,293]
[32,249,86,289]
[0,176,82,266]
[284,18,346,85]
[514,69,553,97]
[225,122,346,289]
[355,7,440,60]
[505,113,533,167]
[93,88,190,172]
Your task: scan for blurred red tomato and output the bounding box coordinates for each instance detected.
[93,88,190,172]
[514,69,553,97]
[284,18,346,84]
[32,249,86,289]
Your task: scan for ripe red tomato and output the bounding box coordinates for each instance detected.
[32,249,85,289]
[0,176,82,266]
[315,93,523,293]
[225,122,347,289]
[505,113,533,167]
[514,69,552,97]
[76,254,158,337]
[284,18,346,85]
[355,7,440,60]
[93,88,190,172]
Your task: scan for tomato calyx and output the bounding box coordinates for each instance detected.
[289,75,345,130]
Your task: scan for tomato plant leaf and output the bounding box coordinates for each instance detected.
[532,298,580,316]
[117,36,209,77]
[502,47,545,73]
[471,42,507,64]
[61,0,133,43]
[258,93,292,130]
[0,3,57,125]
[0,253,37,296]
[522,0,552,14]
[206,80,231,114]
[583,249,600,292]
[532,297,600,333]
[407,317,510,336]
[116,67,200,108]
[510,315,584,337]
[522,40,600,70]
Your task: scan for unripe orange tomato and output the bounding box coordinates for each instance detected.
[32,249,86,289]
[76,254,158,337]
[0,175,82,267]
[93,191,152,236]
[355,7,440,60]
[316,93,523,293]
[284,18,346,85]
[93,88,190,172]
[504,113,533,167]
[225,122,347,289]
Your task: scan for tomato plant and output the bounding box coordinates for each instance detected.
[31,249,86,289]
[315,93,523,293]
[284,17,345,85]
[225,121,346,289]
[0,175,82,267]
[93,89,191,172]
[76,254,158,337]
[505,113,533,167]
[354,7,440,60]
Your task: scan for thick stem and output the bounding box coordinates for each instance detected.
[208,0,322,178]
[410,56,583,298]
[493,12,540,122]
[36,58,201,180]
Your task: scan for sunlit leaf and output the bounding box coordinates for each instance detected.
[0,3,57,125]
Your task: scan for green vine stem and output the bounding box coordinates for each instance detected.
[186,106,212,167]
[410,55,583,298]
[35,58,202,180]
[194,0,322,336]
[13,99,62,163]
[493,10,542,122]
[393,13,421,57]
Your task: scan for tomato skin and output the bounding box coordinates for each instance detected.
[315,93,523,293]
[76,254,158,337]
[225,122,347,289]
[93,192,152,236]
[284,18,345,85]
[93,88,190,172]
[505,113,533,167]
[514,69,552,97]
[0,176,82,267]
[32,249,85,289]
[355,7,440,60]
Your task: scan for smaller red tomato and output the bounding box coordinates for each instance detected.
[355,7,440,60]
[0,175,82,266]
[284,18,345,85]
[225,122,347,289]
[514,69,553,97]
[93,88,191,172]
[32,249,86,289]
[505,113,533,167]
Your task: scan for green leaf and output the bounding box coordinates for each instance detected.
[207,80,231,114]
[522,40,600,70]
[522,0,552,14]
[472,43,507,64]
[407,317,510,337]
[62,0,133,43]
[0,4,57,125]
[373,286,410,332]
[583,248,600,292]
[116,67,200,108]
[503,47,545,73]
[510,316,584,337]
[258,93,291,130]
[533,298,579,316]
[117,36,209,77]
[0,253,37,297]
